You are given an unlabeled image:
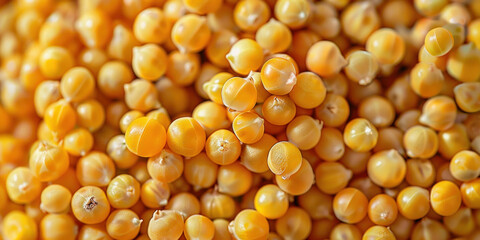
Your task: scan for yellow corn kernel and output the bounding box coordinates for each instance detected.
[404,125,439,159]
[75,10,112,48]
[333,188,368,224]
[256,19,292,54]
[106,209,143,240]
[147,149,184,183]
[226,39,264,75]
[76,151,115,187]
[444,207,475,236]
[276,158,314,196]
[396,186,430,220]
[193,101,229,135]
[6,167,41,204]
[124,79,161,112]
[146,107,172,130]
[106,174,140,209]
[141,179,170,208]
[419,95,457,131]
[184,153,218,190]
[76,99,106,132]
[29,140,69,182]
[166,51,201,87]
[343,118,378,153]
[460,179,480,208]
[274,0,311,29]
[230,209,269,240]
[171,14,211,53]
[119,110,144,134]
[71,186,111,224]
[60,67,95,103]
[367,150,406,188]
[43,99,76,136]
[201,189,236,219]
[217,162,252,196]
[184,214,215,240]
[97,61,134,99]
[315,161,352,194]
[40,184,71,214]
[405,158,435,188]
[240,133,277,173]
[184,0,222,14]
[167,117,206,157]
[306,41,347,77]
[40,213,78,240]
[341,1,380,44]
[414,0,448,16]
[133,8,168,44]
[424,27,454,57]
[454,82,480,113]
[366,28,406,65]
[148,210,185,240]
[165,192,200,218]
[203,72,234,105]
[232,112,264,144]
[63,128,94,157]
[450,150,480,182]
[125,116,166,158]
[345,50,379,85]
[362,226,396,240]
[206,30,238,68]
[33,81,61,118]
[234,0,270,32]
[39,46,74,79]
[262,95,296,126]
[3,211,38,240]
[268,141,302,179]
[410,62,445,98]
[108,23,140,63]
[430,180,462,216]
[447,43,480,82]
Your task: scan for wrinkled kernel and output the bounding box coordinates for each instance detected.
[71,186,111,224]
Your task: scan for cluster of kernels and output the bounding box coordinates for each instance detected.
[2,0,480,240]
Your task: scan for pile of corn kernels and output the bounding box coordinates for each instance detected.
[1,0,480,239]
